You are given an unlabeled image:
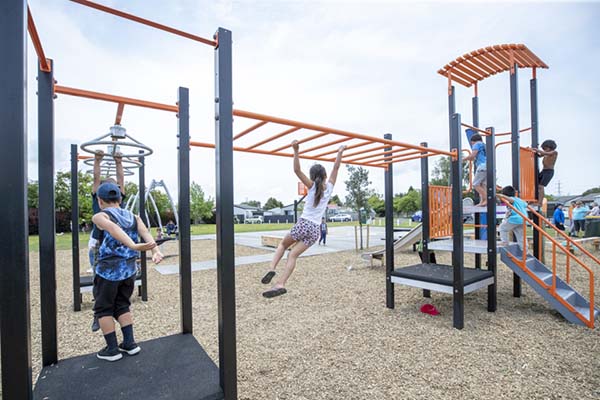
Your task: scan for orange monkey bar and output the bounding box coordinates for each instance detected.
[69,0,217,47]
[438,44,548,89]
[54,85,179,113]
[461,122,531,138]
[191,109,454,169]
[27,5,51,72]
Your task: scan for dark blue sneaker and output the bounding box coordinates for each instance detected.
[97,346,122,362]
[119,342,141,356]
[91,317,100,332]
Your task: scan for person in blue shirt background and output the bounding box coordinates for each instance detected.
[464,133,487,206]
[497,185,528,253]
[571,201,590,237]
[318,217,328,245]
[552,204,565,233]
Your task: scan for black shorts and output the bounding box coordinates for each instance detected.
[574,219,586,233]
[538,169,554,187]
[555,223,565,231]
[93,275,136,319]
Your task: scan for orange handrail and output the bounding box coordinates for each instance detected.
[502,202,596,327]
[495,140,511,149]
[69,0,217,47]
[495,127,532,137]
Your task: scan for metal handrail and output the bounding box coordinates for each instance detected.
[502,202,596,327]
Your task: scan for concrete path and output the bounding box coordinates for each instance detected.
[154,225,412,275]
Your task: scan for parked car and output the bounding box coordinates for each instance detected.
[244,216,263,224]
[411,210,422,222]
[329,214,352,222]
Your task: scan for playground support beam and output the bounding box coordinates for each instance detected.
[450,113,465,330]
[38,59,58,366]
[138,151,148,302]
[472,91,481,269]
[71,146,81,312]
[214,27,238,399]
[510,62,522,298]
[531,77,541,262]
[177,87,193,334]
[384,133,395,309]
[0,1,33,397]
[420,142,431,299]
[486,127,497,312]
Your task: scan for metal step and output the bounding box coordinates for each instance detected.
[555,287,576,305]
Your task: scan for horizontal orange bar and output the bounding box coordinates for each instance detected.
[78,155,93,160]
[343,144,389,160]
[298,137,352,155]
[345,147,413,163]
[70,0,217,47]
[190,141,385,169]
[461,122,491,136]
[233,121,268,141]
[54,85,179,113]
[232,109,456,158]
[495,127,532,137]
[368,150,424,165]
[270,131,329,153]
[27,6,51,72]
[246,127,300,150]
[310,140,372,159]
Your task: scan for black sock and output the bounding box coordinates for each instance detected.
[121,324,135,345]
[104,331,118,350]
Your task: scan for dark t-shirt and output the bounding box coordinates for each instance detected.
[91,191,126,240]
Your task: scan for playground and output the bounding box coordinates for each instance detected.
[3,1,600,400]
[23,241,600,399]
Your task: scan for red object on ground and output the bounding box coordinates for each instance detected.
[420,304,440,316]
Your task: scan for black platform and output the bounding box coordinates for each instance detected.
[34,334,223,400]
[390,263,494,294]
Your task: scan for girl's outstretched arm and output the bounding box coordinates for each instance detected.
[292,140,312,188]
[328,145,346,185]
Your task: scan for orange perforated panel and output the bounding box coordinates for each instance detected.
[519,147,537,202]
[429,185,453,239]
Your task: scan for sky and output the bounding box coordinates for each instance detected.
[25,0,600,207]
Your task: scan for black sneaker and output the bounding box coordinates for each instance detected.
[97,346,123,362]
[119,342,141,356]
[91,317,100,332]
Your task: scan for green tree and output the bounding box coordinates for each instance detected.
[582,187,600,196]
[28,180,39,208]
[147,190,172,226]
[330,194,343,206]
[430,156,469,188]
[367,193,385,217]
[243,200,261,209]
[344,165,374,216]
[396,188,421,216]
[190,182,214,223]
[264,197,284,210]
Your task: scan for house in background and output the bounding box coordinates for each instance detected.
[233,204,261,223]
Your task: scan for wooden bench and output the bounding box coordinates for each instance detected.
[261,235,296,249]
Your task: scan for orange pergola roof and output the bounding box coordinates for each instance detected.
[191,110,456,169]
[438,44,548,88]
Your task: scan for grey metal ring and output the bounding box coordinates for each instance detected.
[82,157,142,169]
[80,140,153,158]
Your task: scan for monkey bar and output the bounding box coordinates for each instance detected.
[191,109,455,168]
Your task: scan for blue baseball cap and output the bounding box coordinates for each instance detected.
[97,182,122,202]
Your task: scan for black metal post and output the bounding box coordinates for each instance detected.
[420,142,431,298]
[510,62,521,297]
[177,87,193,334]
[384,133,395,309]
[38,59,58,366]
[486,127,497,312]
[293,199,298,223]
[71,145,81,312]
[138,151,148,301]
[531,76,541,262]
[215,27,238,399]
[450,113,464,329]
[472,94,481,269]
[0,1,33,397]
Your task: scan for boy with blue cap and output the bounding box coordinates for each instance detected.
[92,182,164,361]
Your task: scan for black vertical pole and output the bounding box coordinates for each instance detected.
[420,142,431,298]
[138,152,148,301]
[450,113,464,330]
[472,93,482,269]
[215,27,238,399]
[0,1,33,397]
[486,127,497,312]
[294,199,298,223]
[531,74,541,261]
[71,145,81,312]
[510,62,521,297]
[177,87,193,334]
[38,59,58,366]
[384,133,395,309]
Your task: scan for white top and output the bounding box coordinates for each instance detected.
[300,181,334,224]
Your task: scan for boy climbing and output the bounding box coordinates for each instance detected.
[464,133,487,206]
[534,139,558,206]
